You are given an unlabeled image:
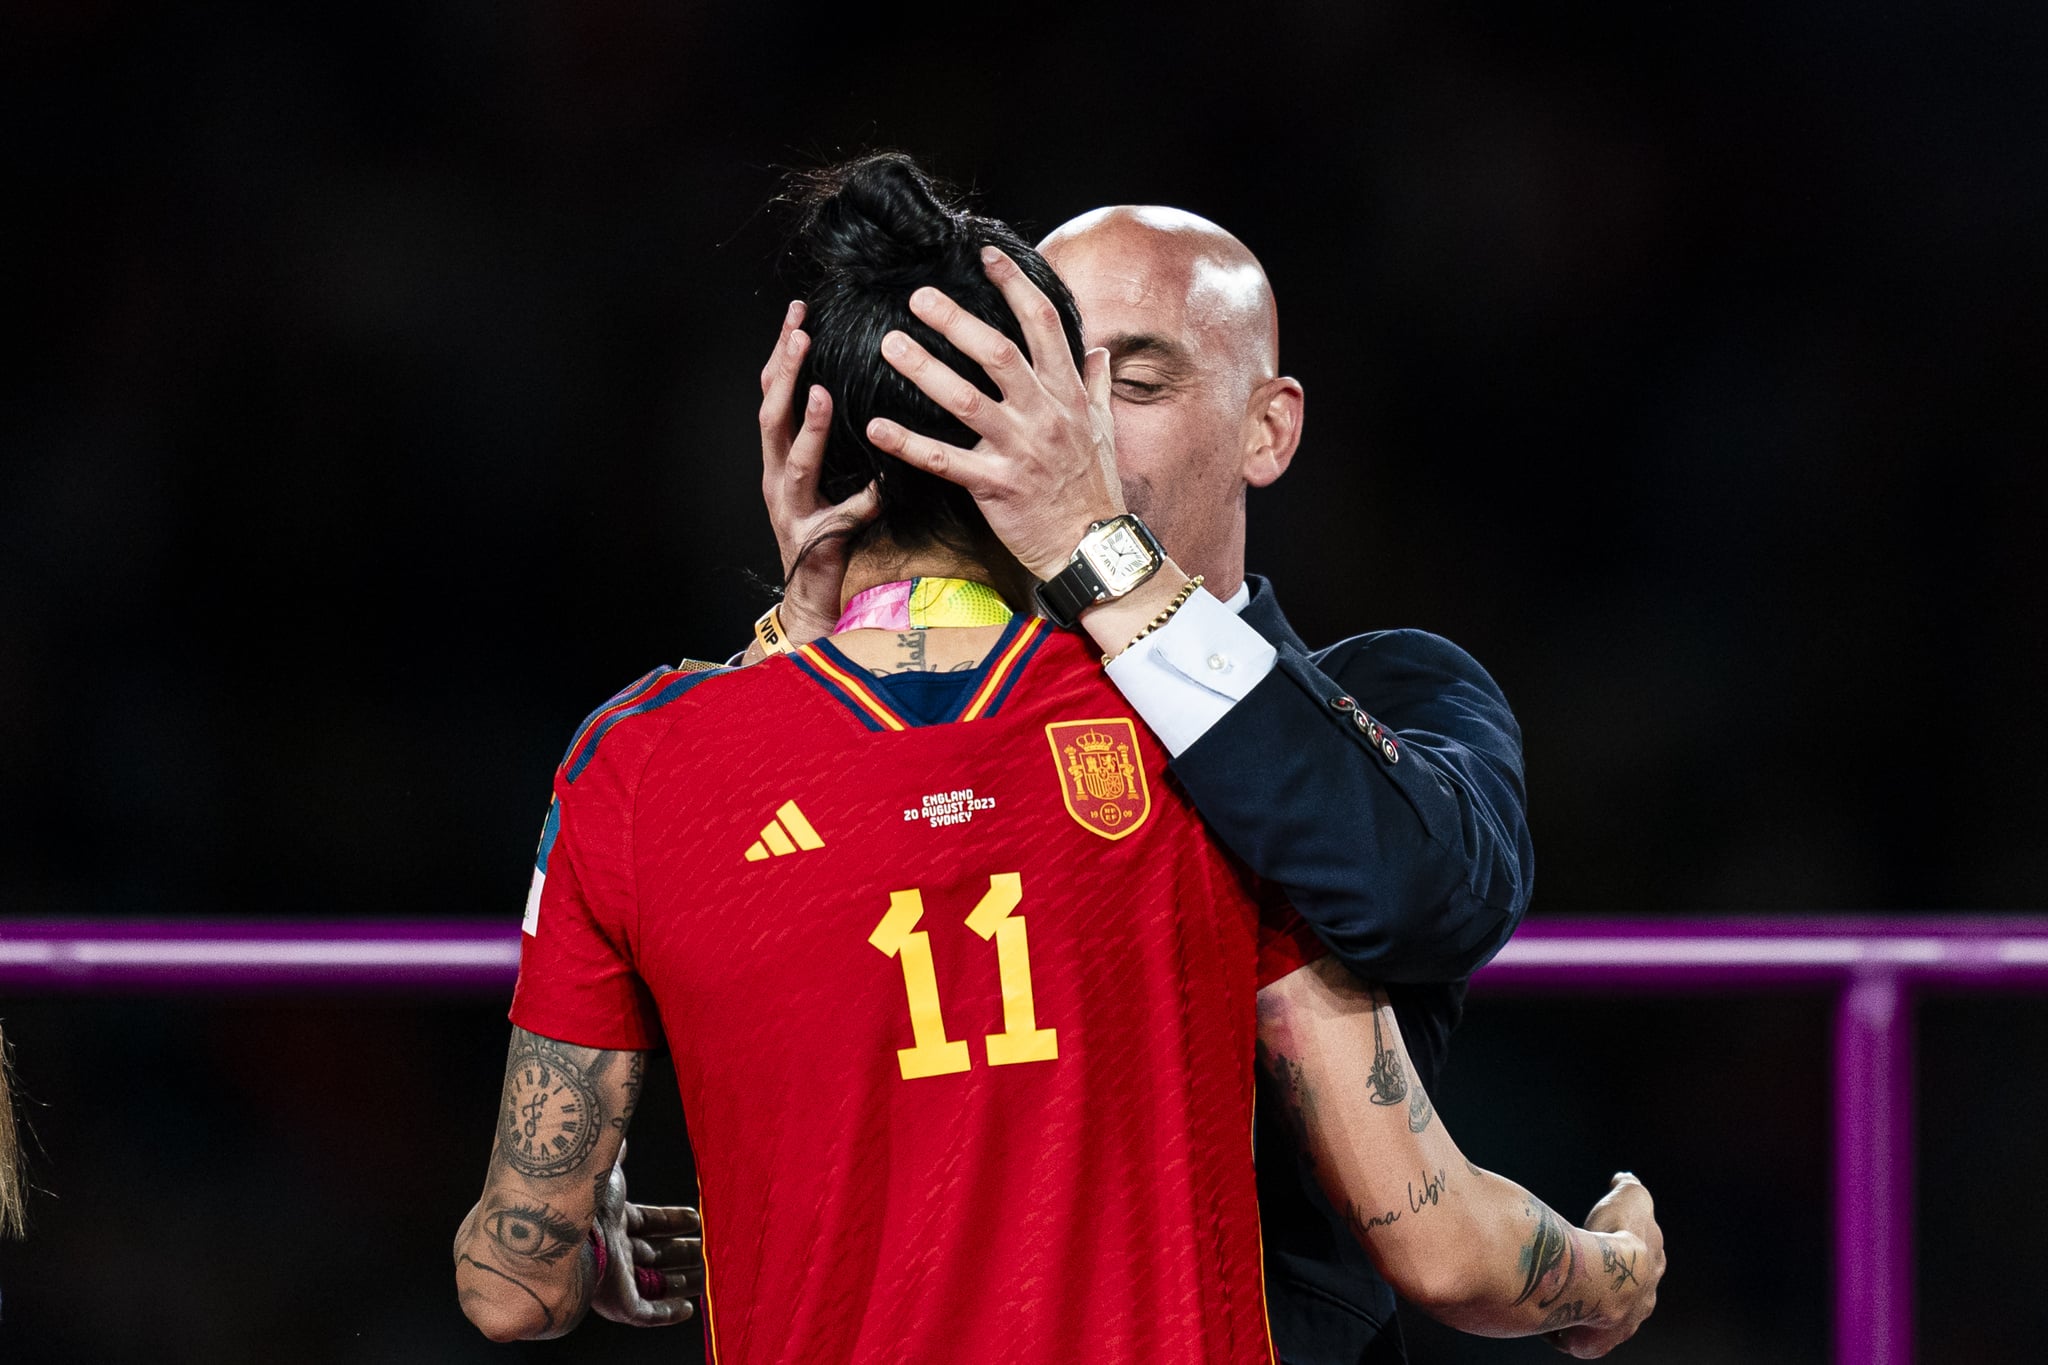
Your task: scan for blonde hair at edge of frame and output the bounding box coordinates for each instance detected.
[0,1025,22,1238]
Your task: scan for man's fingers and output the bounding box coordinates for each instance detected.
[624,1202,701,1237]
[759,300,805,395]
[880,330,1006,438]
[759,324,810,463]
[782,384,833,492]
[866,417,988,491]
[905,285,1039,405]
[980,246,1081,397]
[1081,346,1111,417]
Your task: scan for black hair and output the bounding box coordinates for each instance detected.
[785,152,1086,566]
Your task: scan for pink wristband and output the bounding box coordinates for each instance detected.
[589,1227,609,1280]
[635,1266,667,1299]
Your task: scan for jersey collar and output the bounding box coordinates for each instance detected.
[792,615,1051,732]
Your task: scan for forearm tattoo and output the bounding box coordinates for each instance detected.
[498,1032,611,1179]
[1366,992,1409,1108]
[1407,1080,1435,1133]
[1257,1041,1316,1146]
[458,1254,557,1332]
[461,1030,630,1338]
[1347,1201,1401,1238]
[1408,1167,1448,1213]
[1512,1199,1580,1310]
[617,1051,644,1132]
[483,1200,584,1266]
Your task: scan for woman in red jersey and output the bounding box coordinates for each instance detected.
[454,154,1662,1363]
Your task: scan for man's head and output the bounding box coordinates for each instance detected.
[1038,207,1303,595]
[789,154,1086,565]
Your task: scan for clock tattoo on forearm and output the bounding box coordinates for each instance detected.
[499,1032,606,1179]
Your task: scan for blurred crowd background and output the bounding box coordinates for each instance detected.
[3,1,2043,1360]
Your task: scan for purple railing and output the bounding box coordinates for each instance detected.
[8,915,2048,1365]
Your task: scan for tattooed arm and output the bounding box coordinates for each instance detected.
[453,1028,652,1342]
[1257,959,1665,1357]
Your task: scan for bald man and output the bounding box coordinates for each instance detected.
[750,214,1579,1362]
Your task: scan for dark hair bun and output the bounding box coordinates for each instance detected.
[775,151,1087,577]
[792,152,969,285]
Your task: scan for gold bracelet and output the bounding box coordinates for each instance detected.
[754,602,797,657]
[1103,575,1204,665]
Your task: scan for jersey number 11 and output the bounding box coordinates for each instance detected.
[868,872,1059,1080]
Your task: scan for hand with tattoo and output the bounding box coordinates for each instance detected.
[1543,1173,1665,1359]
[591,1140,705,1327]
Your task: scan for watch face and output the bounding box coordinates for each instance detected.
[1090,524,1158,592]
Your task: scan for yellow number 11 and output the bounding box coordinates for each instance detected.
[868,873,1059,1081]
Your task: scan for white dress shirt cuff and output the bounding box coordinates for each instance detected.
[1102,585,1278,756]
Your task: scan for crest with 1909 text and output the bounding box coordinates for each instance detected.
[1045,717,1152,841]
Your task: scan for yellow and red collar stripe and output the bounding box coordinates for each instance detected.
[795,643,909,732]
[958,617,1045,721]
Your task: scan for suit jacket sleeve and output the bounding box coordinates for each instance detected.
[1169,628,1533,983]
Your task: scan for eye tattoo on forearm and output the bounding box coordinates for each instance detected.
[484,1201,583,1266]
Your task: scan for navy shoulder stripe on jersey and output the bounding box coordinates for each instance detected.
[559,663,731,783]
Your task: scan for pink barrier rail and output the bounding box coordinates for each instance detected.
[8,914,2048,1365]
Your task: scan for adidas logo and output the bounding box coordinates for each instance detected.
[745,801,825,862]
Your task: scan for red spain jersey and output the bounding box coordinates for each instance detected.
[511,616,1324,1365]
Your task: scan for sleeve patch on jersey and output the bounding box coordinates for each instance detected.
[523,797,563,936]
[522,865,545,936]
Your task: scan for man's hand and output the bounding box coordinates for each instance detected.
[759,300,879,647]
[590,1143,703,1327]
[1548,1173,1665,1358]
[865,247,1124,580]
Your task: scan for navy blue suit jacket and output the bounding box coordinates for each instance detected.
[1170,577,1535,1364]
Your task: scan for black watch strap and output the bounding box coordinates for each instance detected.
[1033,558,1107,629]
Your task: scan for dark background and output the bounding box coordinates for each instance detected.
[3,1,2044,1361]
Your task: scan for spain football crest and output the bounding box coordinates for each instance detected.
[1045,717,1152,841]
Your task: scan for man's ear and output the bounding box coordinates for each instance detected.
[1241,376,1305,489]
